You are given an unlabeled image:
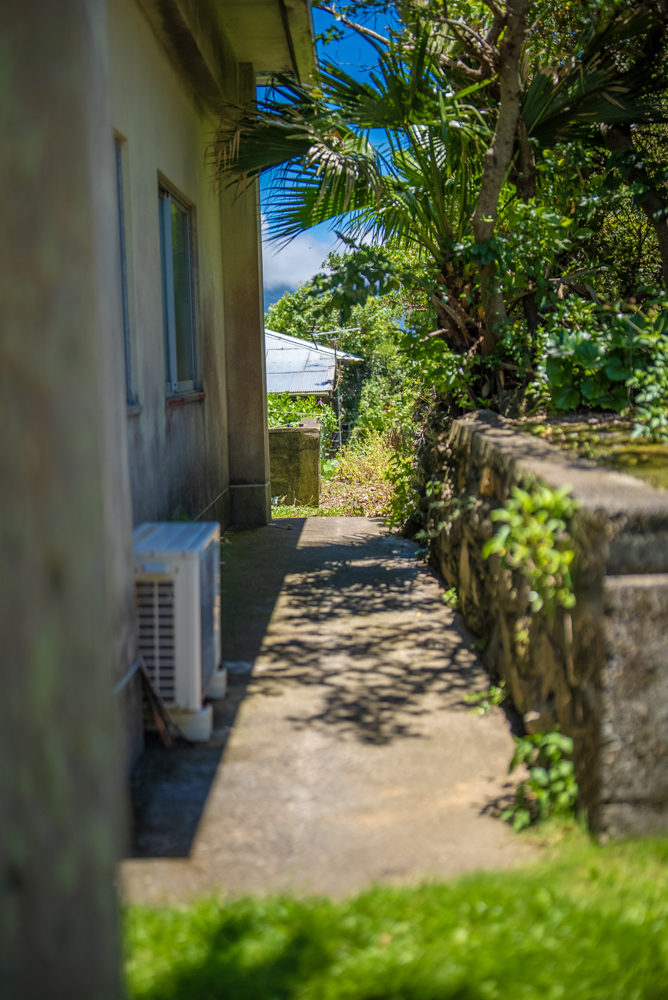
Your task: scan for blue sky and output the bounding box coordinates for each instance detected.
[262,5,389,310]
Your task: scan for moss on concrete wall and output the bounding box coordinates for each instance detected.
[269,426,321,506]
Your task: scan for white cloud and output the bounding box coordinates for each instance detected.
[261,216,338,291]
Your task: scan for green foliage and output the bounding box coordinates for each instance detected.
[502,728,579,831]
[266,392,338,463]
[542,300,635,413]
[482,485,580,616]
[266,392,337,433]
[464,683,505,715]
[321,458,340,481]
[125,838,668,999]
[218,0,668,371]
[271,503,354,518]
[385,446,420,529]
[626,312,668,441]
[441,587,459,609]
[538,300,668,441]
[308,242,430,324]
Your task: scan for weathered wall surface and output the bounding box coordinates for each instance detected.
[426,410,668,833]
[600,575,668,836]
[0,1,131,992]
[108,0,270,527]
[269,426,321,506]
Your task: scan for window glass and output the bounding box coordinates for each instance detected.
[170,199,195,384]
[159,187,196,393]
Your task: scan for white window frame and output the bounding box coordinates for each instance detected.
[159,188,197,395]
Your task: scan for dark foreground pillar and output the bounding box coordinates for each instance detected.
[0,2,134,996]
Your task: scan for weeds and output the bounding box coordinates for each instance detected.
[441,587,459,609]
[502,727,579,832]
[464,683,505,715]
[482,485,580,616]
[319,431,394,517]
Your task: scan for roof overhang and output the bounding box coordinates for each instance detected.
[220,0,316,85]
[135,0,316,114]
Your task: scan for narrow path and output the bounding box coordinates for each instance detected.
[122,517,535,905]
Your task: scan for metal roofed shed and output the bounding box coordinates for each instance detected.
[265,328,361,397]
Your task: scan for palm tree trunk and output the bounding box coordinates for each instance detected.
[471,0,532,354]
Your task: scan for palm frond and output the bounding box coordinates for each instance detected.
[522,7,668,148]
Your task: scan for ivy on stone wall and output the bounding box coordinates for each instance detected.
[482,485,580,616]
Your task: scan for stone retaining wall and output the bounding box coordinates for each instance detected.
[427,410,668,834]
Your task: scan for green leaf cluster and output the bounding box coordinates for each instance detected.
[266,393,339,463]
[464,683,505,715]
[482,485,580,616]
[539,299,668,441]
[502,728,579,831]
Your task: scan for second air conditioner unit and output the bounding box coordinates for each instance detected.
[133,521,222,741]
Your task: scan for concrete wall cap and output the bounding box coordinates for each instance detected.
[451,410,668,519]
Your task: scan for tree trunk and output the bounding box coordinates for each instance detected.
[0,2,135,996]
[602,124,668,289]
[515,115,537,201]
[472,0,533,353]
[515,115,539,336]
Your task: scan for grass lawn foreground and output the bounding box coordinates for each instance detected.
[125,835,668,999]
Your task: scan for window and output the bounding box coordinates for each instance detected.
[115,138,135,405]
[159,188,197,394]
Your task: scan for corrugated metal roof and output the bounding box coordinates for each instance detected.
[265,329,361,395]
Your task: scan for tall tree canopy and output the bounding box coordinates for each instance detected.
[213,0,668,380]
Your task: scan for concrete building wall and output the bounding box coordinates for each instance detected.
[107,0,269,527]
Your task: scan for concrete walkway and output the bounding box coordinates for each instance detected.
[121,517,535,905]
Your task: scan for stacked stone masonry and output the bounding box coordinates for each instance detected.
[428,411,668,835]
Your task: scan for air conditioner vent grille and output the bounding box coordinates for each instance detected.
[136,579,175,704]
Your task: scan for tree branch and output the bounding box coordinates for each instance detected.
[443,17,498,62]
[317,4,391,46]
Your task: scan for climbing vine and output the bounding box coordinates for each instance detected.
[501,728,579,831]
[482,485,580,616]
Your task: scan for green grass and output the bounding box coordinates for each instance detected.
[271,504,351,518]
[125,837,668,999]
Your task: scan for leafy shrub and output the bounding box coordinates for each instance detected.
[626,311,668,441]
[334,431,392,484]
[266,392,337,432]
[502,728,579,831]
[266,392,338,463]
[545,330,632,413]
[538,299,668,441]
[482,485,580,615]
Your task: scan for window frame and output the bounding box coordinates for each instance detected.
[115,136,137,406]
[158,185,198,396]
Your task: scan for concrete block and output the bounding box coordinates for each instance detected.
[269,426,321,506]
[230,482,271,525]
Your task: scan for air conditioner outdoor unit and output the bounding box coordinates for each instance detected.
[133,521,224,742]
